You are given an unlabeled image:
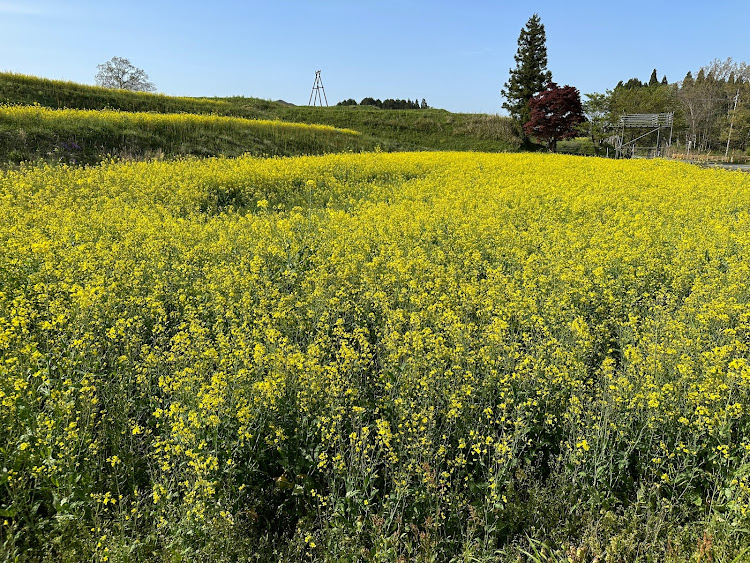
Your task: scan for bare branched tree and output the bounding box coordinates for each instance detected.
[95,57,156,92]
[700,57,750,83]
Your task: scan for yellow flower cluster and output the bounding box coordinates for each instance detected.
[0,103,361,136]
[2,152,750,557]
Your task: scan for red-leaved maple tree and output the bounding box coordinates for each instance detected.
[524,83,585,152]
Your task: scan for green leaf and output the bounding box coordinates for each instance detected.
[0,506,17,517]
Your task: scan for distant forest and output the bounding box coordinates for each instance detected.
[337,97,429,110]
[585,58,750,155]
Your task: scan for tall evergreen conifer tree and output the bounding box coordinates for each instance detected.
[501,13,552,143]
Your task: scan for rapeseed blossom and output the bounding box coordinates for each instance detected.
[0,104,360,136]
[1,152,750,559]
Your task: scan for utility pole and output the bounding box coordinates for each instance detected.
[725,88,740,158]
[308,70,328,107]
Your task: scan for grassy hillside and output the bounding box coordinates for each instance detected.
[0,105,380,166]
[0,72,272,118]
[275,105,518,152]
[0,72,520,164]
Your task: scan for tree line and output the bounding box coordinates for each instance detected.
[585,59,750,155]
[501,14,750,156]
[337,97,430,110]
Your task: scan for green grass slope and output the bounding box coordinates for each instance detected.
[275,105,519,152]
[0,104,381,166]
[0,72,272,118]
[0,73,520,163]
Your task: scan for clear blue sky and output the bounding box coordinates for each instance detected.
[2,0,748,114]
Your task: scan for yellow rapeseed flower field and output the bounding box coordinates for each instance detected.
[1,152,750,560]
[0,104,360,136]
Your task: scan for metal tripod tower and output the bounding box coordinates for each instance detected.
[308,70,328,107]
